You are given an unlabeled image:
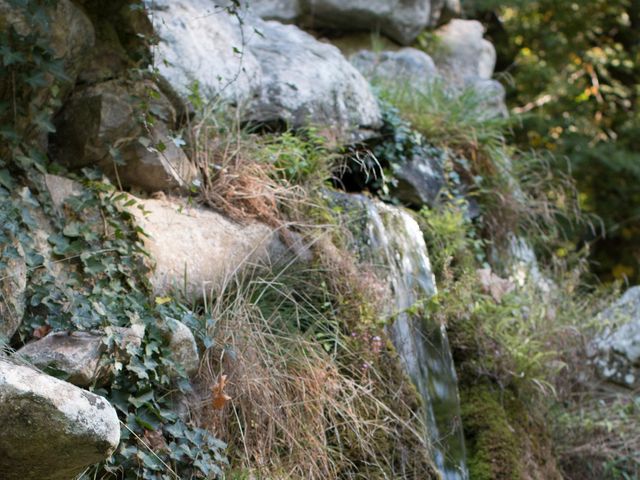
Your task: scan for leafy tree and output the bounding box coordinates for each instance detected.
[469,0,640,282]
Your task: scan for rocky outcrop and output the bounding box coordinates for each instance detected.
[0,359,120,480]
[51,79,198,193]
[351,20,507,124]
[150,0,381,144]
[126,196,295,300]
[590,287,640,388]
[304,0,433,45]
[0,240,26,342]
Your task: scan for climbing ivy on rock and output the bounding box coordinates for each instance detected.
[1,0,228,477]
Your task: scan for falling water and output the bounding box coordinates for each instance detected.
[330,192,468,480]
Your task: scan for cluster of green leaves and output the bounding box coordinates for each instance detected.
[472,0,640,282]
[258,129,334,186]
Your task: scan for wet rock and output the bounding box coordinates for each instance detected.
[0,240,26,342]
[0,358,120,480]
[150,0,381,144]
[51,79,197,192]
[590,287,640,388]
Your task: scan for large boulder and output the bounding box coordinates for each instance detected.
[590,287,640,388]
[150,0,381,144]
[0,359,120,480]
[0,240,26,342]
[126,196,298,300]
[51,79,198,192]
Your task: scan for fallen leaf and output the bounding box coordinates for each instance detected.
[477,268,515,303]
[33,324,51,339]
[211,374,232,410]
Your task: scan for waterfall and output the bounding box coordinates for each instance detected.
[330,191,468,480]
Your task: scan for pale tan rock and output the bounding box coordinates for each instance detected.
[127,196,292,300]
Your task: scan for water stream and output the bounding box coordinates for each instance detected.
[330,192,468,480]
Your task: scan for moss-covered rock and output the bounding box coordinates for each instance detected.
[461,383,562,480]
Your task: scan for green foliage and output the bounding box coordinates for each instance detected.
[257,129,335,187]
[473,0,640,282]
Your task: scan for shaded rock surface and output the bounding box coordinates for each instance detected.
[591,286,640,388]
[391,148,446,207]
[0,0,95,151]
[150,0,381,143]
[0,359,120,480]
[51,78,197,192]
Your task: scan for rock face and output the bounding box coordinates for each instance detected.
[391,148,446,207]
[150,0,381,144]
[591,287,640,388]
[126,196,292,300]
[51,79,198,193]
[0,0,95,152]
[0,359,120,480]
[0,240,26,342]
[350,48,439,87]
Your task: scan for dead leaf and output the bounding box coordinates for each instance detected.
[211,374,232,410]
[477,268,515,303]
[32,324,52,339]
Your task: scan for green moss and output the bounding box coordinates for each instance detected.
[461,384,523,480]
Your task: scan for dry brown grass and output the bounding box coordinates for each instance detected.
[187,246,439,479]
